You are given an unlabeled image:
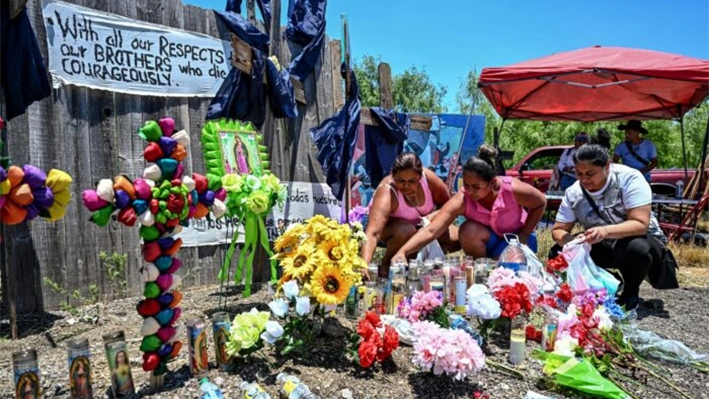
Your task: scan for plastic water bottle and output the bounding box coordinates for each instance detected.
[676,180,685,199]
[200,379,225,399]
[276,373,323,399]
[449,315,484,346]
[240,381,272,399]
[498,236,527,273]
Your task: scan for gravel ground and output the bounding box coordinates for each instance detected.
[2,282,709,399]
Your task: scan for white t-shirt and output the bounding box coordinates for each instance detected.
[556,164,666,242]
[557,147,577,177]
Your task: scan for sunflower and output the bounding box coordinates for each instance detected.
[280,243,323,281]
[318,240,350,264]
[310,264,351,305]
[274,224,306,253]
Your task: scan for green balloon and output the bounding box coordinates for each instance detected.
[207,174,223,191]
[140,335,162,352]
[160,180,172,190]
[156,213,167,225]
[91,205,116,227]
[138,121,162,142]
[140,225,160,241]
[144,282,160,298]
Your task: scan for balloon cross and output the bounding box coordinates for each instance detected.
[81,117,226,375]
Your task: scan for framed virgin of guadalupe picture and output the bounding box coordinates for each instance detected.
[201,119,269,177]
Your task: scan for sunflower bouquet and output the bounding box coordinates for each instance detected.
[220,172,287,297]
[273,215,367,306]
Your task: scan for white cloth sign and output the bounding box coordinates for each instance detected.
[180,182,343,247]
[41,0,232,96]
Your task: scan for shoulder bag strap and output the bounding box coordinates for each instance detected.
[580,186,611,224]
[624,141,650,166]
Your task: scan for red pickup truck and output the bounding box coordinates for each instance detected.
[506,145,695,195]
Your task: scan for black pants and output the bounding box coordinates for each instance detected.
[549,235,663,299]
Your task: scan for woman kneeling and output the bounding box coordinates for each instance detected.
[551,144,666,310]
[361,152,457,278]
[393,145,546,262]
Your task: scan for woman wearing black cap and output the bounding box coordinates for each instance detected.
[613,120,658,182]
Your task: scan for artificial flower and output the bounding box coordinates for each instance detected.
[295,296,311,316]
[358,339,378,368]
[486,267,519,293]
[282,280,300,300]
[556,283,573,303]
[260,320,284,344]
[494,283,533,319]
[592,307,614,331]
[280,243,322,280]
[260,173,282,195]
[221,173,243,192]
[357,318,376,340]
[273,224,306,253]
[246,190,270,215]
[526,325,542,343]
[310,264,350,305]
[412,321,486,381]
[553,334,579,357]
[244,175,261,191]
[466,287,502,320]
[318,240,348,264]
[268,298,289,318]
[546,254,568,273]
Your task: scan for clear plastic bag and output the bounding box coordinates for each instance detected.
[621,324,709,366]
[563,238,620,296]
[416,217,445,261]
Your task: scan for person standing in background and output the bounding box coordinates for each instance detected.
[613,120,658,182]
[557,132,589,190]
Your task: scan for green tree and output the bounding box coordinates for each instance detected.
[352,55,447,113]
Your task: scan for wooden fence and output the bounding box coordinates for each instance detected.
[0,0,341,313]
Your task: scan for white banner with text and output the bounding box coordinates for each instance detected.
[41,0,231,96]
[180,182,343,247]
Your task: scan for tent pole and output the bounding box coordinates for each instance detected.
[680,115,688,181]
[698,112,709,197]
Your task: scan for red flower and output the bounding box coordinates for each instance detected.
[495,283,533,319]
[546,255,568,273]
[378,325,399,361]
[555,283,573,303]
[358,340,378,368]
[365,311,381,327]
[357,318,376,340]
[525,325,542,343]
[536,294,559,309]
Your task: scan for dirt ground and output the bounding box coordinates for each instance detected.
[1,281,709,399]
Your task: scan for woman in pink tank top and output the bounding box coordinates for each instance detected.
[394,145,546,260]
[362,152,457,277]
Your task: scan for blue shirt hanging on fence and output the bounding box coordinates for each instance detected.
[310,64,361,199]
[0,2,51,120]
[364,108,410,188]
[285,0,326,82]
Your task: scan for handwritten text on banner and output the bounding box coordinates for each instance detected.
[41,0,231,96]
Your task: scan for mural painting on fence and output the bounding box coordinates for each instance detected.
[351,114,486,208]
[202,119,286,297]
[41,0,232,96]
[82,117,227,375]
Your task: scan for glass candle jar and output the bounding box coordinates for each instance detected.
[102,331,136,399]
[13,349,40,399]
[67,338,93,399]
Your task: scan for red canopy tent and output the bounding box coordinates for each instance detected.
[479,45,709,183]
[478,45,709,122]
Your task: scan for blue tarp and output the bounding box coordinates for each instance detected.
[310,64,360,199]
[364,108,409,188]
[285,0,326,82]
[0,3,51,120]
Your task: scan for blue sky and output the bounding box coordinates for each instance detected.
[186,0,709,110]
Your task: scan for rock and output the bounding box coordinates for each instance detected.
[341,388,354,399]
